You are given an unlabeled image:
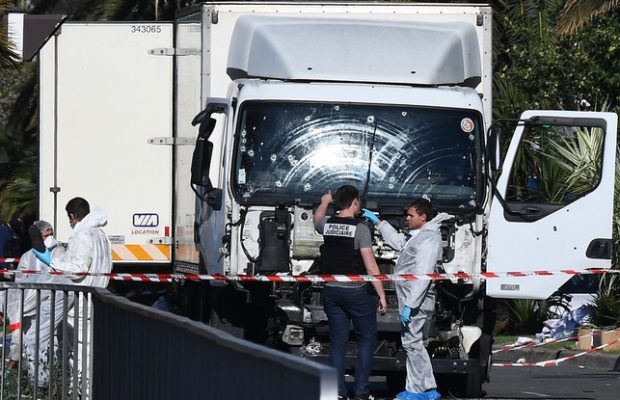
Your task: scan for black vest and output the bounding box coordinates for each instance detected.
[320,216,365,275]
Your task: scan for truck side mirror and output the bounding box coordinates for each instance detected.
[487,126,502,174]
[190,99,229,202]
[198,117,217,141]
[191,138,213,188]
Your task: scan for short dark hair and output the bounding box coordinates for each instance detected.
[408,198,435,221]
[66,197,90,221]
[334,185,359,209]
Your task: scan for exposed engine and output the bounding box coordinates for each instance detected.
[229,204,486,370]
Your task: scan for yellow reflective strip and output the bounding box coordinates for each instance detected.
[111,244,171,261]
[125,245,153,260]
[155,244,171,259]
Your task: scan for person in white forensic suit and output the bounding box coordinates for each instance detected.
[362,199,450,400]
[33,197,112,397]
[2,220,74,387]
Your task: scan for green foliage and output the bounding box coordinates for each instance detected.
[495,3,620,114]
[2,350,78,399]
[0,0,20,68]
[556,0,620,36]
[494,294,571,335]
[614,151,620,265]
[0,320,78,400]
[506,123,603,204]
[539,125,603,203]
[72,0,180,21]
[544,126,603,192]
[0,63,38,221]
[497,298,546,334]
[589,274,620,327]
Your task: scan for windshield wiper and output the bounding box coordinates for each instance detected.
[361,117,378,205]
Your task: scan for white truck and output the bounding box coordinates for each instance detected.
[21,1,616,397]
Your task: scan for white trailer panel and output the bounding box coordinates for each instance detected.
[39,22,174,264]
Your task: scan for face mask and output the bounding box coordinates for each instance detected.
[44,236,57,249]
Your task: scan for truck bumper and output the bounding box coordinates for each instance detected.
[431,358,481,375]
[300,352,407,373]
[298,346,480,375]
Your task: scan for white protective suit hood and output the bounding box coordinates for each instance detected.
[71,206,108,236]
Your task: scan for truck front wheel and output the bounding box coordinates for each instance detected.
[385,371,406,393]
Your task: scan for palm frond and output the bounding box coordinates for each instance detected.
[0,0,20,67]
[496,0,563,46]
[556,0,620,36]
[544,126,603,196]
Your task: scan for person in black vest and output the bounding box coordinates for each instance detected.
[313,184,387,400]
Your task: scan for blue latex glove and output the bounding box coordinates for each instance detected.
[33,248,52,266]
[400,306,412,327]
[361,208,379,224]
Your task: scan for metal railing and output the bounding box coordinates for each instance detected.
[0,281,337,399]
[0,281,93,400]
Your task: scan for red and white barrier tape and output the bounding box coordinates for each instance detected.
[0,258,19,263]
[0,267,618,283]
[493,327,620,354]
[492,334,620,367]
[493,336,577,354]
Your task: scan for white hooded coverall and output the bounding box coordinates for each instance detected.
[377,213,451,394]
[6,243,74,387]
[49,206,112,396]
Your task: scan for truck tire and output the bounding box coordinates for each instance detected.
[436,370,483,398]
[477,333,493,383]
[385,372,406,393]
[465,368,484,398]
[179,280,211,323]
[208,284,246,338]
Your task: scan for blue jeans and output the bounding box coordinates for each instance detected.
[323,285,377,398]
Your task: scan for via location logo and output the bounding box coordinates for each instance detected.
[133,213,159,227]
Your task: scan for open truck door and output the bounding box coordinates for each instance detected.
[487,110,617,299]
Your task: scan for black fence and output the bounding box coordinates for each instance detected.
[1,282,336,399]
[92,288,337,399]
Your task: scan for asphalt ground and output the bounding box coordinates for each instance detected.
[359,346,620,400]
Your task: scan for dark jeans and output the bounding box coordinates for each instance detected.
[323,285,377,398]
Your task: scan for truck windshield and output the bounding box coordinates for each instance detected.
[232,101,483,209]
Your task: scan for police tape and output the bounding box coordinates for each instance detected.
[0,266,619,283]
[492,332,620,367]
[493,336,577,354]
[0,258,19,263]
[492,327,620,354]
